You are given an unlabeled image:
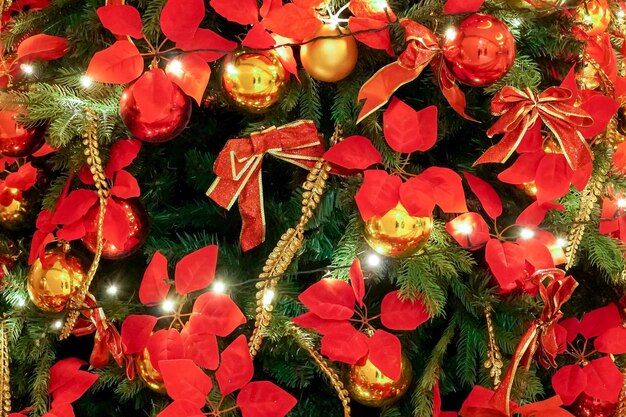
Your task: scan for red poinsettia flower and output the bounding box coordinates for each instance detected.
[292,259,430,380]
[599,189,626,241]
[41,358,99,417]
[348,0,397,56]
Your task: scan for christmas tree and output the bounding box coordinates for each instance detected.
[0,0,625,416]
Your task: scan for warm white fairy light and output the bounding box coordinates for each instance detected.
[167,59,184,77]
[618,9,625,19]
[16,297,25,308]
[106,284,118,296]
[366,253,381,268]
[20,63,34,75]
[212,281,226,293]
[161,299,176,312]
[52,320,63,330]
[262,289,275,307]
[322,3,350,29]
[80,75,93,88]
[618,198,626,209]
[444,27,458,41]
[510,18,522,28]
[519,228,535,240]
[556,238,568,248]
[455,221,473,235]
[370,0,388,12]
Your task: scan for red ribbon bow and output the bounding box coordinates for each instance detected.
[357,19,474,123]
[489,269,578,416]
[207,120,325,251]
[475,86,594,170]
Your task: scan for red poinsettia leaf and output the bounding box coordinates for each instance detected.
[273,41,298,77]
[49,358,86,394]
[599,197,619,236]
[291,312,352,335]
[349,0,396,21]
[445,212,490,250]
[321,326,369,364]
[516,238,554,270]
[384,98,437,153]
[323,135,382,173]
[146,329,185,372]
[110,170,140,199]
[175,245,218,295]
[166,54,211,106]
[516,201,565,227]
[105,139,141,177]
[299,278,355,320]
[160,0,204,43]
[86,40,143,84]
[32,142,56,157]
[578,304,621,340]
[210,0,259,25]
[191,292,246,336]
[29,231,55,265]
[551,365,587,406]
[96,5,143,39]
[614,142,626,173]
[535,153,573,205]
[215,335,254,396]
[367,330,401,380]
[160,359,212,407]
[533,230,567,266]
[176,29,238,62]
[242,24,275,49]
[51,189,98,225]
[43,403,74,417]
[132,69,175,124]
[56,220,86,242]
[559,317,580,343]
[348,17,393,56]
[5,162,37,191]
[260,0,282,17]
[410,167,468,214]
[121,314,157,354]
[498,152,544,185]
[262,3,322,42]
[52,371,98,405]
[78,165,95,185]
[443,0,484,14]
[181,314,219,369]
[156,401,204,417]
[578,91,620,139]
[459,386,509,417]
[139,251,171,305]
[237,381,298,417]
[463,173,502,219]
[398,176,437,217]
[17,34,68,61]
[355,170,402,220]
[380,290,430,330]
[485,239,527,292]
[583,357,624,402]
[571,161,592,192]
[349,258,365,308]
[515,396,573,417]
[102,198,131,248]
[595,326,626,354]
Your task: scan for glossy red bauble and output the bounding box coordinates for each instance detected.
[570,393,616,417]
[81,197,148,259]
[0,110,46,157]
[119,81,191,143]
[442,14,516,87]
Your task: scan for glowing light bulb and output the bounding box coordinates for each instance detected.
[618,10,625,19]
[511,18,522,28]
[212,281,226,293]
[456,221,473,235]
[618,198,626,209]
[161,299,176,312]
[20,64,34,75]
[226,63,238,76]
[52,320,63,330]
[262,289,275,307]
[16,298,25,308]
[445,27,458,41]
[106,284,118,296]
[167,59,184,77]
[370,0,388,11]
[80,75,93,88]
[556,238,568,248]
[366,253,381,267]
[519,228,535,240]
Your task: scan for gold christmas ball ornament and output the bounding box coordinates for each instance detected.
[0,187,28,230]
[345,355,413,408]
[300,24,358,82]
[518,181,538,198]
[27,249,86,312]
[136,348,166,394]
[222,51,288,113]
[363,203,434,258]
[578,61,601,90]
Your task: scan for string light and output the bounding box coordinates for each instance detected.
[519,228,535,240]
[510,18,522,28]
[366,253,381,267]
[20,63,34,75]
[322,3,350,29]
[161,299,176,312]
[166,59,184,77]
[370,0,388,12]
[262,289,275,308]
[455,221,473,235]
[16,297,25,308]
[444,27,458,41]
[556,238,568,248]
[212,281,226,293]
[52,320,63,330]
[80,75,93,88]
[106,284,118,296]
[618,9,625,20]
[618,198,626,209]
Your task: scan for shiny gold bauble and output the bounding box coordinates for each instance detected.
[519,181,538,198]
[222,51,288,113]
[617,107,626,137]
[578,61,601,90]
[345,355,413,408]
[575,0,611,36]
[300,24,358,82]
[136,348,166,394]
[27,249,86,312]
[0,187,28,230]
[363,203,433,258]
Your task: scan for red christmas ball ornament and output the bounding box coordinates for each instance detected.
[570,393,616,417]
[0,109,46,157]
[442,14,516,87]
[119,80,191,143]
[81,197,148,259]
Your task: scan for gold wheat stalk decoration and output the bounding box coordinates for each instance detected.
[483,306,503,388]
[59,109,108,339]
[0,320,10,417]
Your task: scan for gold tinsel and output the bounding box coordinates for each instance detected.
[0,320,10,417]
[484,306,504,388]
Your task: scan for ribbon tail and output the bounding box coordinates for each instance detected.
[239,167,265,251]
[433,59,478,122]
[356,61,426,123]
[542,117,593,171]
[474,117,534,166]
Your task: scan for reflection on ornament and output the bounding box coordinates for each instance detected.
[578,61,600,90]
[570,392,616,417]
[0,187,28,230]
[363,202,433,258]
[0,110,46,157]
[345,355,413,407]
[119,81,191,143]
[575,0,610,36]
[136,348,166,394]
[222,51,288,113]
[81,198,148,259]
[300,24,358,82]
[442,14,516,87]
[27,249,86,312]
[519,181,538,198]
